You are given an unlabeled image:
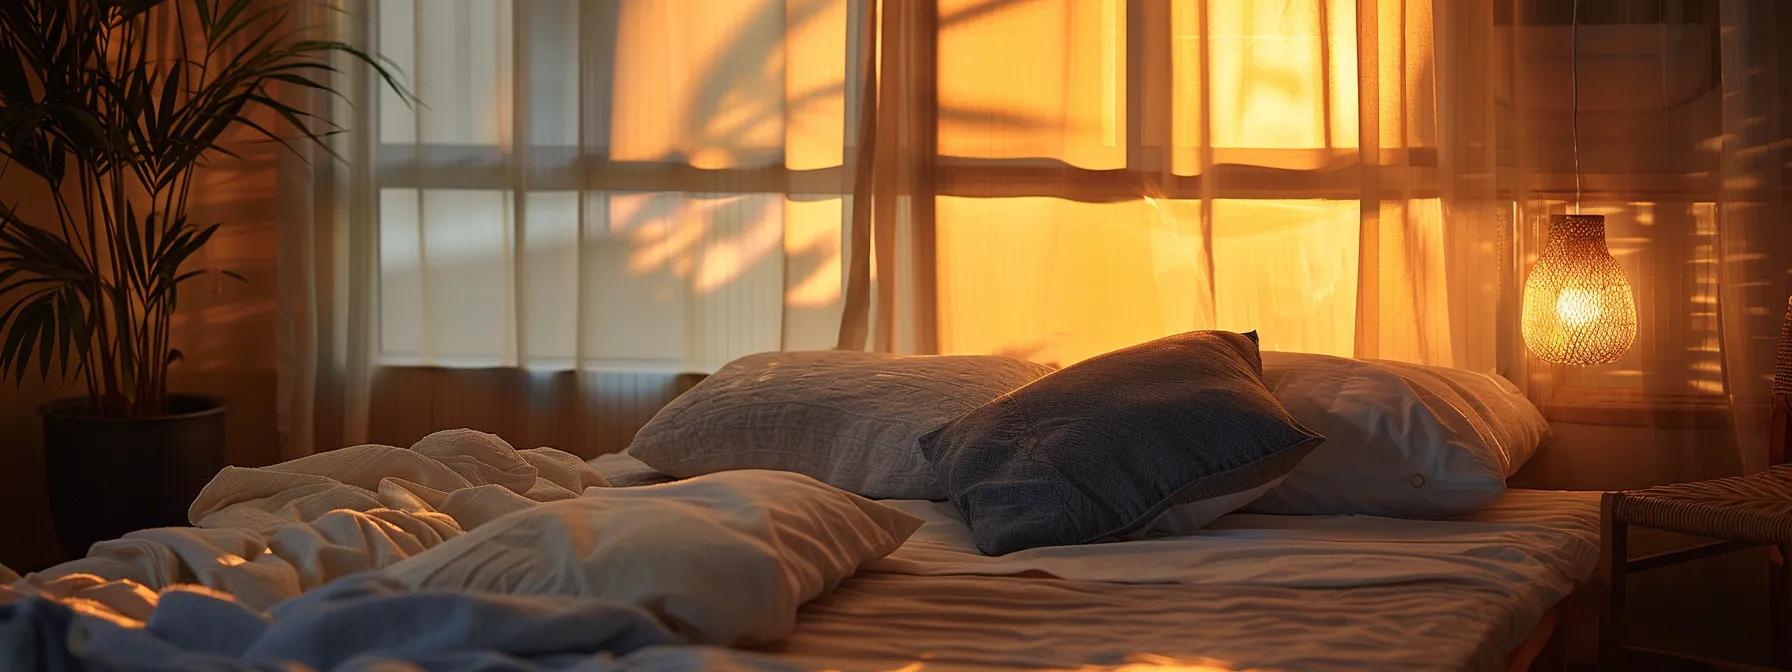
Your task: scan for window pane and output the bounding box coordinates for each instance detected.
[1211,199,1360,358]
[936,196,1366,365]
[936,0,1127,168]
[936,195,1207,366]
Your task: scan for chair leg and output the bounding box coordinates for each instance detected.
[1598,494,1627,672]
[1773,544,1791,668]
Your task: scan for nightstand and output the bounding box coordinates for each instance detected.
[1598,466,1792,670]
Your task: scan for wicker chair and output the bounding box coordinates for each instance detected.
[1596,297,1792,670]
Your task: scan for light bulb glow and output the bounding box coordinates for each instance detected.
[1554,287,1603,329]
[1520,215,1637,366]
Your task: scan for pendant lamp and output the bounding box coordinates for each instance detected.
[1520,214,1637,365]
[1519,0,1637,366]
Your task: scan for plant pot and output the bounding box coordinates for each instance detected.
[39,394,226,556]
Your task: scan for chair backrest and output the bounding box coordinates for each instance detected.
[1773,296,1792,466]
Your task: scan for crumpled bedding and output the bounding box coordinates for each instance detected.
[0,430,864,671]
[3,429,605,621]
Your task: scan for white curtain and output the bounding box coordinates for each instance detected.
[369,0,858,369]
[282,0,867,456]
[911,0,1494,369]
[281,0,1792,472]
[1715,0,1792,473]
[277,0,380,459]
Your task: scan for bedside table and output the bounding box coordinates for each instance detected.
[1598,466,1792,670]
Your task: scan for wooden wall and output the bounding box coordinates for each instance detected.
[364,368,702,458]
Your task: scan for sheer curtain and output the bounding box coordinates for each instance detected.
[907,0,1498,370]
[282,0,1791,473]
[1495,0,1789,480]
[370,0,858,369]
[283,0,867,456]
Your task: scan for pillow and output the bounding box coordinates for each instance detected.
[1242,352,1550,517]
[919,331,1324,555]
[1130,476,1286,537]
[383,470,922,646]
[627,351,1054,499]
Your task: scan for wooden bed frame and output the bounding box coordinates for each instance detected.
[1506,605,1565,672]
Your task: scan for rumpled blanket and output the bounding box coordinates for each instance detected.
[0,430,818,671]
[3,429,606,622]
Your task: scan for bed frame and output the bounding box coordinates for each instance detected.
[1506,605,1565,671]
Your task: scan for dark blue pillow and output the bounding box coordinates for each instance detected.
[919,330,1323,555]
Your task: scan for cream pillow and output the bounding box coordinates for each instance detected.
[383,470,922,646]
[1244,352,1549,517]
[627,351,1054,499]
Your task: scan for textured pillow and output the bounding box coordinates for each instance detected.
[1243,352,1550,517]
[627,351,1054,499]
[920,331,1324,555]
[384,470,923,646]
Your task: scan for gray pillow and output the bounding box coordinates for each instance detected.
[919,331,1324,555]
[627,351,1055,499]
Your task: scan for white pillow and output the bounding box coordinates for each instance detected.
[1243,352,1549,517]
[1133,477,1286,537]
[627,351,1054,499]
[382,470,922,646]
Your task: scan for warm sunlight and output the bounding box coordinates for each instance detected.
[937,0,1126,168]
[6,0,1786,669]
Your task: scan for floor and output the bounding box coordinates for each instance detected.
[1618,529,1775,667]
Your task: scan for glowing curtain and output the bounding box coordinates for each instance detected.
[849,0,1791,475]
[882,0,1495,370]
[282,0,1792,471]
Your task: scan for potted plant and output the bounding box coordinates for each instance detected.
[0,0,406,553]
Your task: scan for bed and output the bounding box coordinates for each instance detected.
[605,344,1591,670]
[576,447,1601,672]
[0,433,1596,672]
[0,343,1596,671]
[758,492,1599,672]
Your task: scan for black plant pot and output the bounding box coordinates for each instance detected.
[39,394,226,556]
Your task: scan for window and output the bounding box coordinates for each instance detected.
[372,0,862,371]
[367,0,1725,395]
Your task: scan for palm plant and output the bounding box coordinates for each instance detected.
[0,0,406,417]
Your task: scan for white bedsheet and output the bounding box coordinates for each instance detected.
[759,490,1601,672]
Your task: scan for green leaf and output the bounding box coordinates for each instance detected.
[53,288,79,377]
[209,0,258,44]
[157,58,181,129]
[0,295,51,382]
[35,291,53,380]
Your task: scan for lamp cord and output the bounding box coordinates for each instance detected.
[1570,0,1581,215]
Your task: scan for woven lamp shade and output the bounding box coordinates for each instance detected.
[1520,215,1637,366]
